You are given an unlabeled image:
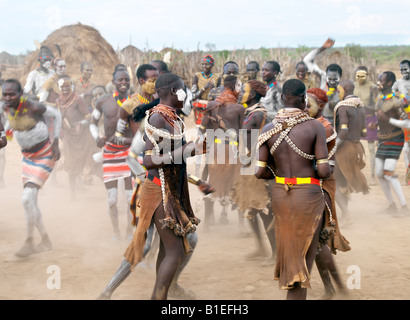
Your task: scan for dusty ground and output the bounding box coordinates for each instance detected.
[1,114,410,301]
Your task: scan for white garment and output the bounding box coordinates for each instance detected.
[23,69,55,96]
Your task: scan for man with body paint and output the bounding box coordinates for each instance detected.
[354,66,378,186]
[23,46,55,100]
[303,38,336,89]
[116,64,159,186]
[90,69,134,240]
[374,71,410,217]
[260,60,283,120]
[2,79,61,258]
[39,58,67,107]
[56,74,93,198]
[392,60,410,185]
[321,64,344,126]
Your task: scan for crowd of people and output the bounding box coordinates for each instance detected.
[1,38,410,300]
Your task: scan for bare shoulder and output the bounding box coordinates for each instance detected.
[261,121,274,134]
[28,99,47,114]
[148,112,166,128]
[96,94,112,109]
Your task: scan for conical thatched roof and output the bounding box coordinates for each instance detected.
[22,23,119,86]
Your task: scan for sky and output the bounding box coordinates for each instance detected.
[1,0,410,55]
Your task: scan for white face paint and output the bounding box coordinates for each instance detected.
[234,80,243,93]
[176,88,187,102]
[43,61,52,69]
[58,79,65,89]
[326,71,340,88]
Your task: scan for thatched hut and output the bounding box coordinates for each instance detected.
[22,23,119,87]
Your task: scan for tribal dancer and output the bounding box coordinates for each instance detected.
[23,46,55,100]
[393,60,410,185]
[292,61,316,90]
[333,80,369,224]
[73,62,97,111]
[56,75,93,198]
[322,64,344,126]
[354,66,378,186]
[256,79,331,300]
[98,73,207,300]
[90,69,134,240]
[2,79,61,258]
[191,55,221,126]
[374,72,410,216]
[306,88,351,299]
[117,64,159,186]
[303,38,335,89]
[39,57,67,107]
[199,75,245,228]
[260,60,283,120]
[231,79,276,264]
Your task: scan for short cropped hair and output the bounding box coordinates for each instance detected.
[266,60,281,73]
[282,79,306,96]
[382,71,396,84]
[223,75,238,88]
[326,64,343,77]
[155,73,182,92]
[247,61,260,71]
[400,60,410,67]
[3,79,22,92]
[151,60,170,74]
[136,64,158,80]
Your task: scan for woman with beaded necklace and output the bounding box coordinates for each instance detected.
[98,73,207,300]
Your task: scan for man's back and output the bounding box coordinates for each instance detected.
[215,102,245,133]
[336,105,366,140]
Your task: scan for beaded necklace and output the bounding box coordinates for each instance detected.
[137,93,150,105]
[268,81,278,88]
[113,91,129,107]
[8,97,28,121]
[326,87,336,96]
[144,106,186,211]
[202,72,213,79]
[79,78,90,90]
[379,92,396,100]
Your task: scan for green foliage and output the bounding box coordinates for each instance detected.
[344,43,367,62]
